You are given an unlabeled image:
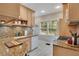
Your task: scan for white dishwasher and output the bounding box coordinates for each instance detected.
[31,36,38,50]
[31,25,39,50]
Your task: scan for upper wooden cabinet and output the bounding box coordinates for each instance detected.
[63,3,79,21]
[20,5,28,21]
[69,4,79,20]
[0,3,20,18]
[0,3,35,26]
[19,5,35,26]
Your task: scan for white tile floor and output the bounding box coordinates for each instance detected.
[28,40,53,56]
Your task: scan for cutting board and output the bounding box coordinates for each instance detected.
[5,40,23,48]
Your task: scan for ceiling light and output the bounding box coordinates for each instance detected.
[56,6,61,9]
[41,10,45,13]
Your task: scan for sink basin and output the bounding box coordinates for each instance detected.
[65,41,79,48]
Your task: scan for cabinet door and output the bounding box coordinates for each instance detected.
[26,38,31,52]
[69,3,79,20]
[0,3,20,18]
[20,5,28,20]
[28,10,35,26]
[53,45,79,56]
[31,12,35,26]
[27,9,32,26]
[59,18,71,36]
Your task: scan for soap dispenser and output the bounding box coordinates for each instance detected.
[73,32,77,45]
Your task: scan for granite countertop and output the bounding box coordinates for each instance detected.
[5,35,38,48]
[53,40,79,52]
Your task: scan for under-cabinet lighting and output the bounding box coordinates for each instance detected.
[56,6,61,9]
[1,20,5,24]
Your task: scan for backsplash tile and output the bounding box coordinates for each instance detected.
[0,26,26,39]
[0,27,14,38]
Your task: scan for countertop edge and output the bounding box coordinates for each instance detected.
[14,35,38,40]
[53,44,79,52]
[53,40,79,52]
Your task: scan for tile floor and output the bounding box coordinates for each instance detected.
[28,40,53,56]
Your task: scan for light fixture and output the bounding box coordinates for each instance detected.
[56,6,61,9]
[41,10,45,13]
[1,20,5,24]
[1,21,5,24]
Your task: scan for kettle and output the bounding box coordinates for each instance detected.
[67,37,73,44]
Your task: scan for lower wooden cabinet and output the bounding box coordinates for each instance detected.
[53,45,79,56]
[8,42,28,56]
[26,38,31,52]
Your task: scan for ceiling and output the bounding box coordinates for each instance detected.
[22,3,62,17]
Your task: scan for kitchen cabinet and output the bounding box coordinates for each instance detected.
[20,5,28,21]
[31,12,35,26]
[69,4,79,20]
[59,18,71,36]
[27,9,32,26]
[20,5,35,26]
[26,38,31,52]
[53,45,79,56]
[59,3,79,36]
[0,3,35,26]
[63,3,79,21]
[9,43,28,56]
[0,3,20,18]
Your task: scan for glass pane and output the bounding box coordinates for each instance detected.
[41,22,47,34]
[49,20,57,34]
